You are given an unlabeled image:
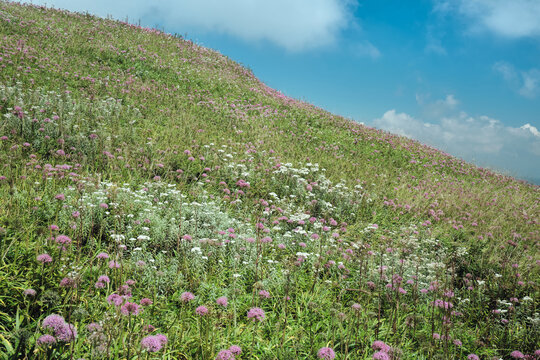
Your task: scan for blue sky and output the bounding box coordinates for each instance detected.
[29,0,540,184]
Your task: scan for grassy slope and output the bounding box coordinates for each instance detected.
[0,2,538,359]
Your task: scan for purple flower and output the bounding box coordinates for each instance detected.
[55,323,77,342]
[260,236,272,243]
[373,351,390,360]
[141,298,153,306]
[216,296,228,307]
[43,314,65,332]
[54,193,65,201]
[247,307,265,322]
[196,306,209,316]
[510,351,525,359]
[96,252,109,259]
[98,275,110,283]
[121,302,142,316]
[99,203,108,209]
[229,345,242,355]
[37,334,56,346]
[467,355,480,360]
[351,303,361,311]
[107,293,123,306]
[37,253,53,264]
[108,260,120,269]
[23,289,37,297]
[372,341,391,353]
[180,292,195,303]
[259,290,270,299]
[155,334,168,345]
[59,277,77,288]
[215,350,235,360]
[42,314,76,342]
[317,347,336,359]
[141,334,167,352]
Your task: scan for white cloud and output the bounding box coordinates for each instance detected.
[416,93,459,119]
[372,109,540,181]
[521,123,540,137]
[437,0,540,38]
[352,41,381,59]
[31,0,356,51]
[493,62,540,98]
[519,69,540,98]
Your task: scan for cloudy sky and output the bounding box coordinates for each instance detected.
[29,0,540,184]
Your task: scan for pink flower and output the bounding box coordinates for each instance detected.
[24,289,37,297]
[60,277,76,288]
[42,314,76,342]
[510,351,525,359]
[215,350,235,360]
[373,351,390,360]
[96,252,109,259]
[260,236,272,243]
[141,334,167,352]
[216,296,228,307]
[467,355,479,360]
[37,253,53,264]
[55,235,72,245]
[196,306,209,316]
[372,341,391,353]
[121,302,142,316]
[180,292,195,303]
[229,345,242,355]
[141,298,153,306]
[37,334,56,346]
[247,307,265,322]
[317,347,336,359]
[107,293,123,306]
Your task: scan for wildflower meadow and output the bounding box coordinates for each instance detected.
[0,2,538,359]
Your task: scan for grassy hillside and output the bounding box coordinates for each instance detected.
[0,2,538,359]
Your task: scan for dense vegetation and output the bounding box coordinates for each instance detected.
[0,2,538,359]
